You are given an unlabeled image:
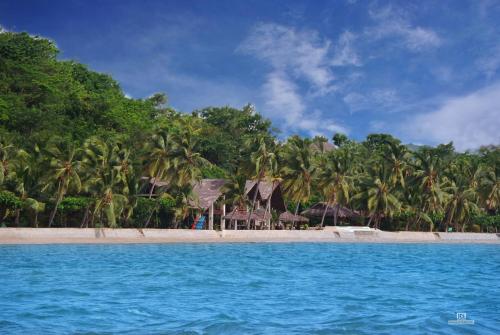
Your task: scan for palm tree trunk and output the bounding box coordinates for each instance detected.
[148,169,163,198]
[367,214,373,227]
[15,209,20,227]
[80,206,90,228]
[144,204,157,228]
[292,201,301,229]
[48,180,63,228]
[334,204,339,226]
[34,212,38,228]
[320,201,330,228]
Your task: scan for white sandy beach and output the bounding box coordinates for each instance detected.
[0,228,498,244]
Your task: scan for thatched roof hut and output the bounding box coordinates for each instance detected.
[301,203,361,219]
[188,179,227,210]
[223,209,255,221]
[223,208,271,221]
[279,211,309,223]
[245,180,287,212]
[254,208,272,221]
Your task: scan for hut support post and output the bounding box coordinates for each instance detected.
[266,198,271,230]
[208,203,214,230]
[221,202,226,230]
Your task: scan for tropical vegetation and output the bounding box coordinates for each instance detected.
[0,31,499,232]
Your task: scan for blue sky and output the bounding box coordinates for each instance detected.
[1,0,500,150]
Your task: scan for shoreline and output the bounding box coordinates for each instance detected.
[0,228,498,245]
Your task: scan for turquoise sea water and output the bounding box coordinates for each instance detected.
[0,243,499,334]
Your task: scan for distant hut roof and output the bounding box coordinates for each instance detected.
[254,208,272,221]
[310,141,336,153]
[301,202,361,219]
[189,179,227,210]
[223,208,271,221]
[223,209,257,221]
[279,211,309,223]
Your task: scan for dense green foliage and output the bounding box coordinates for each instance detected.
[0,32,499,232]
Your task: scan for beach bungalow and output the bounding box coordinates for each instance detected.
[189,179,227,230]
[141,177,288,230]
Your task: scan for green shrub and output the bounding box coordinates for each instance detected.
[58,197,93,212]
[0,191,21,209]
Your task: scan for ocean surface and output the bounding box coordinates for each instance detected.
[0,243,499,334]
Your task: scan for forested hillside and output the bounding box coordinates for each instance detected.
[0,32,498,232]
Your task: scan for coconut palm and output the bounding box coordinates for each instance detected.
[143,128,173,197]
[477,165,499,213]
[223,173,250,229]
[280,136,315,227]
[316,149,351,227]
[82,138,131,228]
[353,163,401,229]
[43,142,82,227]
[170,118,208,187]
[442,156,480,231]
[411,149,447,218]
[383,141,409,188]
[23,198,45,228]
[0,137,15,186]
[247,136,277,227]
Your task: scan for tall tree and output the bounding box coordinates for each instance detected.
[353,163,401,229]
[43,142,82,227]
[317,149,352,227]
[245,136,277,228]
[280,136,315,227]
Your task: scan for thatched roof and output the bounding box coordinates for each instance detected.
[189,179,226,210]
[301,203,361,219]
[279,211,309,222]
[223,208,271,221]
[223,209,256,221]
[254,208,272,221]
[244,180,287,212]
[310,141,335,153]
[245,180,279,200]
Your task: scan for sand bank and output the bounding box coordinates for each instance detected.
[0,228,498,244]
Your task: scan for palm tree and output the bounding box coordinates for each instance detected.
[223,173,250,229]
[23,198,45,228]
[43,142,82,227]
[410,149,447,227]
[82,138,131,228]
[0,137,14,187]
[245,136,277,228]
[477,165,499,213]
[353,163,401,229]
[442,156,480,232]
[170,118,207,188]
[280,136,315,227]
[317,149,351,227]
[383,141,409,188]
[143,128,173,197]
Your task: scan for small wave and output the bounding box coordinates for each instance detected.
[127,308,152,317]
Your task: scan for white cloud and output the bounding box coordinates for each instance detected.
[404,83,500,151]
[343,89,399,112]
[368,6,441,51]
[239,23,350,136]
[262,71,348,137]
[238,23,335,93]
[331,31,361,67]
[263,71,305,123]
